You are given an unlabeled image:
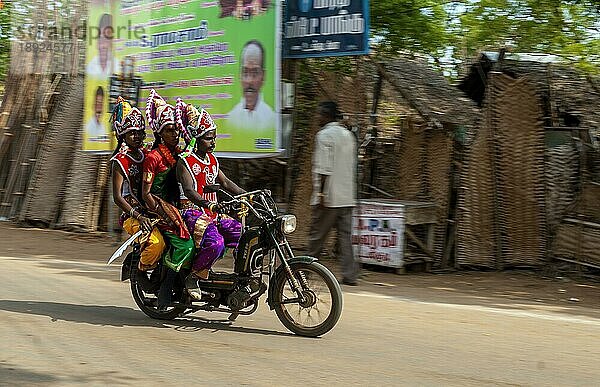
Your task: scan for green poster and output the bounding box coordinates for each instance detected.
[111,0,280,157]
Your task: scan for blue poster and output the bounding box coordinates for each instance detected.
[283,0,369,58]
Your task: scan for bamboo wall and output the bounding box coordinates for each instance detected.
[457,74,547,268]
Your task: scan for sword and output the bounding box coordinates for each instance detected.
[107,230,144,265]
[107,218,160,265]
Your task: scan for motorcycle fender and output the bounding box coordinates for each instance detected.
[121,253,133,282]
[267,256,318,310]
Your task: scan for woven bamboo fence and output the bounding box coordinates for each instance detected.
[492,75,546,267]
[457,74,547,268]
[552,222,600,267]
[456,107,497,267]
[545,145,579,231]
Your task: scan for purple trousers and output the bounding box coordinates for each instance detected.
[182,209,242,272]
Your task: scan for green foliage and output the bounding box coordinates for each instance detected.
[0,2,11,81]
[452,0,600,72]
[369,0,599,73]
[371,0,451,56]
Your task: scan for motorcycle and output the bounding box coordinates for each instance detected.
[108,186,343,337]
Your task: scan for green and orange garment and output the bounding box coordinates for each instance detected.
[143,143,194,271]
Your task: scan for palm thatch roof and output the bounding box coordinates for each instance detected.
[375,58,482,130]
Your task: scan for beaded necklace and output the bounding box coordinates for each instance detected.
[127,148,145,164]
[157,143,178,168]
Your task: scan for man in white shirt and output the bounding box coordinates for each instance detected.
[85,86,109,142]
[307,101,359,285]
[227,40,275,131]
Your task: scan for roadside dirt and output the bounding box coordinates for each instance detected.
[1,221,598,319]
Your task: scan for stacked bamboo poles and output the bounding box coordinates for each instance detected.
[0,0,87,223]
[19,76,83,226]
[59,152,111,231]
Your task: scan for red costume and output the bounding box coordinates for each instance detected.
[179,152,219,220]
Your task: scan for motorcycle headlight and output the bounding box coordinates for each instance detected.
[279,215,297,234]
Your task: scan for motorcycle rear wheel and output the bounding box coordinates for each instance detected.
[273,261,342,337]
[130,265,186,320]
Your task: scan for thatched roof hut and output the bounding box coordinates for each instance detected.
[377,60,481,130]
[459,51,600,131]
[456,51,600,269]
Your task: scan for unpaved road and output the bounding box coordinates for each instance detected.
[1,223,599,386]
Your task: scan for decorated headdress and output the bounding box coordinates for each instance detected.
[145,89,176,133]
[110,96,145,136]
[175,98,217,140]
[175,98,217,157]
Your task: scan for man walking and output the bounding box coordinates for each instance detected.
[307,101,360,286]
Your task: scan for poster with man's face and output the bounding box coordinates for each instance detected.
[82,5,116,152]
[82,0,280,157]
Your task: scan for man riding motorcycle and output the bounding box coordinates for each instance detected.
[174,99,245,298]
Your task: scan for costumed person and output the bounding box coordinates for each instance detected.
[175,99,244,297]
[110,96,165,271]
[143,89,195,310]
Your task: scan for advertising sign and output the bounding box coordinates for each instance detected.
[82,6,117,152]
[83,0,280,157]
[352,201,405,268]
[283,0,369,58]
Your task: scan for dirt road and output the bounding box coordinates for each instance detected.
[1,223,599,386]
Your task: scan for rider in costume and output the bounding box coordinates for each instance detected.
[175,99,244,295]
[143,89,195,309]
[110,97,165,271]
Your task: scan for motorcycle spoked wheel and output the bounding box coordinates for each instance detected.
[130,264,186,320]
[272,261,343,337]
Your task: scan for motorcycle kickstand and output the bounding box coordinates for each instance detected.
[228,313,239,321]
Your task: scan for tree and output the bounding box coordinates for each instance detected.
[453,0,600,73]
[0,1,10,81]
[370,0,451,56]
[368,0,599,73]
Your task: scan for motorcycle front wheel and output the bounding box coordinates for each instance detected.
[130,264,186,320]
[272,261,343,337]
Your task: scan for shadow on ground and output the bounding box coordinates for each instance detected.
[0,300,295,337]
[0,361,138,386]
[0,362,58,386]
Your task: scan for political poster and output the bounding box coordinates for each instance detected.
[83,0,280,157]
[82,5,117,153]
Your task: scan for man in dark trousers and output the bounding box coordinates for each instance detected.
[307,101,360,285]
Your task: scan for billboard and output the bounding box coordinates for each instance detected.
[283,0,369,58]
[82,7,116,153]
[83,0,280,157]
